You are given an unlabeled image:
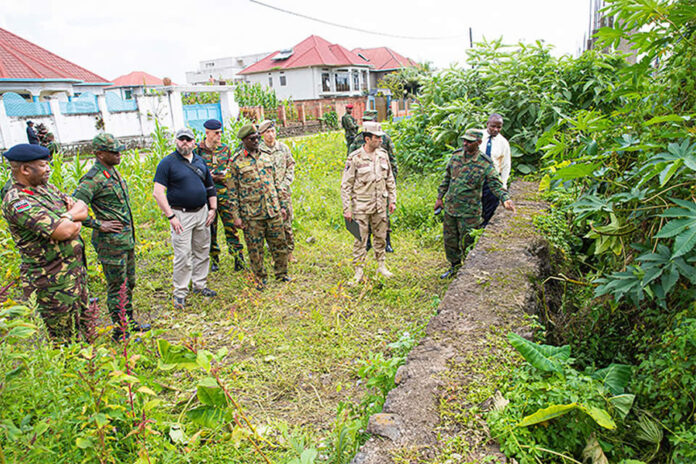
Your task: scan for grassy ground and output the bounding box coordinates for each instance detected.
[0,131,450,463]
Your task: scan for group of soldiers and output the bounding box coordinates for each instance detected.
[2,106,515,344]
[341,108,515,282]
[26,120,59,155]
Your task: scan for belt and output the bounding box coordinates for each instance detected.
[171,205,204,213]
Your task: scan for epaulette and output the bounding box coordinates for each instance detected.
[479,151,493,163]
[83,164,101,180]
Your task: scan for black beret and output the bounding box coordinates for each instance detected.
[203,119,222,130]
[3,144,50,162]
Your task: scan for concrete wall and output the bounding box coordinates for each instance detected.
[0,87,238,151]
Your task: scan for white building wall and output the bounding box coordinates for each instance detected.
[244,66,370,101]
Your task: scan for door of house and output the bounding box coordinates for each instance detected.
[183,103,222,133]
[374,96,388,122]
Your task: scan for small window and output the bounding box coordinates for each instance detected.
[280,74,287,86]
[321,72,331,92]
[352,71,359,91]
[335,73,350,92]
[268,75,273,88]
[124,89,132,99]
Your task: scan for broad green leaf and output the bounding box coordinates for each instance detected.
[508,333,570,373]
[593,363,632,395]
[186,405,228,428]
[517,403,577,427]
[157,339,199,370]
[609,394,635,419]
[644,114,686,125]
[196,350,213,371]
[93,413,109,428]
[169,423,187,444]
[76,437,93,449]
[578,404,616,430]
[552,162,599,180]
[6,326,36,339]
[197,378,227,407]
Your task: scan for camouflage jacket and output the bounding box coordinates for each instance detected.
[341,146,396,216]
[348,132,398,179]
[259,140,295,197]
[341,114,358,140]
[2,182,86,283]
[226,148,287,221]
[73,160,135,253]
[194,141,232,195]
[437,149,509,219]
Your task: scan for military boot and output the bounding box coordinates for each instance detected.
[366,236,372,252]
[210,256,220,273]
[234,252,245,272]
[376,262,394,278]
[385,231,394,253]
[351,266,365,285]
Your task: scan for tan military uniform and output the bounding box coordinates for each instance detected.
[259,140,295,252]
[340,146,396,265]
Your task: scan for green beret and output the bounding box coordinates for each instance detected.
[237,124,258,140]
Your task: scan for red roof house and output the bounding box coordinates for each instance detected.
[352,47,417,72]
[111,71,171,87]
[239,35,371,101]
[0,27,111,100]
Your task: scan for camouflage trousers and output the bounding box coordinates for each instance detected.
[443,212,480,267]
[243,216,288,280]
[281,193,295,253]
[353,211,388,265]
[23,266,89,342]
[100,249,136,324]
[210,205,243,262]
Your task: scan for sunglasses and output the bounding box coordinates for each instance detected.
[177,136,194,142]
[249,135,261,141]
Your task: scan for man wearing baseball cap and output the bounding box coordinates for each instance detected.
[194,119,245,272]
[153,128,218,309]
[73,133,150,340]
[2,143,90,342]
[434,129,516,279]
[341,121,397,283]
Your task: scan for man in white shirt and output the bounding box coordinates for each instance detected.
[481,113,511,227]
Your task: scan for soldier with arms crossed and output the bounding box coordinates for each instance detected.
[2,144,89,342]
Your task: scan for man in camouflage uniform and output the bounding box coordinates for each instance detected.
[348,111,398,253]
[227,124,290,289]
[73,133,149,340]
[341,104,359,153]
[194,119,244,272]
[341,122,397,283]
[259,119,297,262]
[434,129,516,279]
[2,144,89,342]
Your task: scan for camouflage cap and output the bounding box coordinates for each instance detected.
[461,129,484,142]
[237,123,258,140]
[92,133,125,152]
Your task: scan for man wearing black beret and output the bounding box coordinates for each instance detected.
[193,119,245,272]
[2,144,90,342]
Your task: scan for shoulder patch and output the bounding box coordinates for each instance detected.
[13,200,31,213]
[83,164,101,180]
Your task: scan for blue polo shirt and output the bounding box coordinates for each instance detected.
[154,151,216,209]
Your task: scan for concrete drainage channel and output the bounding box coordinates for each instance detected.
[351,181,548,463]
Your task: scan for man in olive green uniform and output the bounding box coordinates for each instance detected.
[258,120,296,262]
[341,122,397,283]
[227,124,290,289]
[73,134,149,340]
[434,129,516,279]
[194,119,244,272]
[341,104,358,153]
[2,144,89,342]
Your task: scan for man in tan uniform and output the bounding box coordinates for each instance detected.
[341,122,396,283]
[258,120,296,262]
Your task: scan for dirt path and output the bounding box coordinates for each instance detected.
[352,181,548,463]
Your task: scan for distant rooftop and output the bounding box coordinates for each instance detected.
[110,71,175,87]
[351,47,417,71]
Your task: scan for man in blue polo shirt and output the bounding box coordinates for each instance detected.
[153,128,218,309]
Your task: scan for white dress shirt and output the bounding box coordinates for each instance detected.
[481,131,511,189]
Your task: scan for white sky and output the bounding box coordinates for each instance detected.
[0,0,591,83]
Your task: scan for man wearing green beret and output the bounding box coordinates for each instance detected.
[2,143,90,342]
[226,124,290,289]
[434,129,516,279]
[73,133,149,341]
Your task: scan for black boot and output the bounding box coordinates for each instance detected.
[366,236,372,252]
[210,256,220,272]
[439,265,459,280]
[385,231,394,253]
[234,253,245,272]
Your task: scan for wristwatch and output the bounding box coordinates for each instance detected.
[60,212,74,222]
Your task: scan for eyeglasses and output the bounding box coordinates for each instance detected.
[177,136,194,142]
